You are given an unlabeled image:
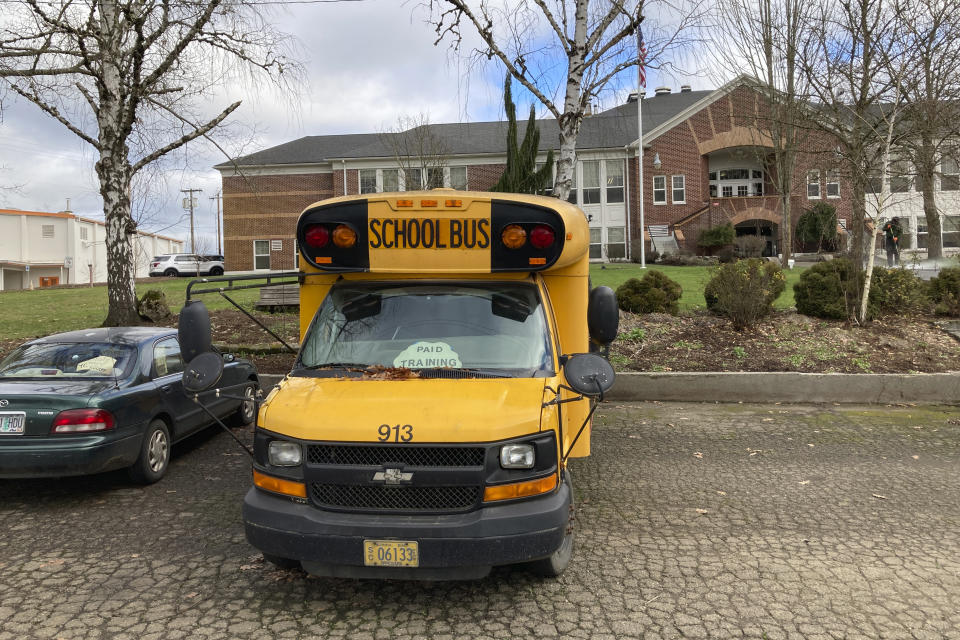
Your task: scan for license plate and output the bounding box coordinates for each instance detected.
[0,412,26,435]
[363,539,419,567]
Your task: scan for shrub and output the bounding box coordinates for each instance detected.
[615,271,683,315]
[716,246,736,263]
[796,202,839,253]
[793,258,860,319]
[704,259,786,329]
[868,267,930,317]
[658,249,715,266]
[928,266,960,316]
[698,222,735,249]
[734,235,766,258]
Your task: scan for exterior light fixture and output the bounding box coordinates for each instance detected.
[653,152,662,170]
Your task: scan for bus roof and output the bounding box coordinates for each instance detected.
[295,190,589,274]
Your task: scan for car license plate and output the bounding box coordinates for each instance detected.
[0,412,26,435]
[363,540,419,567]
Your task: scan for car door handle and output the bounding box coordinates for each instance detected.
[161,384,172,392]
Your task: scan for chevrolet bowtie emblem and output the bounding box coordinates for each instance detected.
[373,468,413,485]
[0,400,8,408]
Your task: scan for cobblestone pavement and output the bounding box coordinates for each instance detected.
[1,402,959,639]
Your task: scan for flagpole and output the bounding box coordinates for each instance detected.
[636,62,646,268]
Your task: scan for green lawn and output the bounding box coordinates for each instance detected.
[0,277,272,342]
[0,265,805,343]
[589,263,805,311]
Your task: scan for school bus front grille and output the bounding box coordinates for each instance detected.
[307,444,485,468]
[310,484,481,512]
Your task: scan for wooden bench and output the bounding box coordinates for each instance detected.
[255,284,300,311]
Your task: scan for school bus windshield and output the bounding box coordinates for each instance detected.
[297,281,554,377]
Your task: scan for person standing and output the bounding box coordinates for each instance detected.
[884,217,903,267]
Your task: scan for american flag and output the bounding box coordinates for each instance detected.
[637,27,647,88]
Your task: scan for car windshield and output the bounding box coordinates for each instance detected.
[297,282,553,377]
[0,342,138,379]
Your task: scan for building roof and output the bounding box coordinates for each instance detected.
[0,208,183,243]
[216,88,714,169]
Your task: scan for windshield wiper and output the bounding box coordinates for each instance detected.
[301,362,373,371]
[413,367,514,379]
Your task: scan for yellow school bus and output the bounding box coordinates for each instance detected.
[187,190,618,580]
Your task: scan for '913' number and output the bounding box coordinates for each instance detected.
[378,424,413,442]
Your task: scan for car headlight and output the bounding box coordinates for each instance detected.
[268,440,302,466]
[500,443,535,469]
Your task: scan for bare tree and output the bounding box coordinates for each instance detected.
[891,0,960,260]
[0,0,300,325]
[426,0,706,201]
[712,0,812,268]
[799,0,906,320]
[378,114,450,190]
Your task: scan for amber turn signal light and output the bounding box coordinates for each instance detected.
[253,469,307,499]
[483,473,558,502]
[332,224,357,248]
[501,224,527,249]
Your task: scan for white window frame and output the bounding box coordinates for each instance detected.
[448,166,468,190]
[826,170,841,198]
[253,240,270,271]
[359,169,378,194]
[671,175,686,205]
[807,170,821,199]
[942,155,960,192]
[653,175,666,204]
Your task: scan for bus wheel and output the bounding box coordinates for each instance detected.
[263,553,299,570]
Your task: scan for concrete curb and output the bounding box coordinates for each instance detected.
[257,371,960,405]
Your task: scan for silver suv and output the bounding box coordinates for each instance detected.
[150,254,225,277]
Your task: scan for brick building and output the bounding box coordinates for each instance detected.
[216,76,852,271]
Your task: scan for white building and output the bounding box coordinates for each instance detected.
[0,208,184,291]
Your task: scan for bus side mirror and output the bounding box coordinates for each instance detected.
[183,352,224,393]
[179,300,213,364]
[587,286,619,346]
[563,353,615,397]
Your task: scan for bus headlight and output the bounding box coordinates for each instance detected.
[268,440,302,466]
[500,443,535,469]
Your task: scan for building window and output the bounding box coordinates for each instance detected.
[567,166,578,204]
[653,175,666,204]
[941,156,959,191]
[607,226,626,259]
[404,168,422,190]
[449,166,468,190]
[866,170,883,194]
[581,160,601,204]
[42,224,55,239]
[826,170,840,198]
[359,169,378,194]
[80,227,89,241]
[605,160,624,203]
[383,169,400,192]
[709,184,718,197]
[672,175,685,204]
[737,184,748,197]
[589,227,601,259]
[752,182,764,196]
[944,215,960,248]
[722,185,733,198]
[807,170,821,199]
[253,240,270,270]
[426,167,444,189]
[890,159,912,193]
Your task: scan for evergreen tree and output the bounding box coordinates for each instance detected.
[491,76,554,194]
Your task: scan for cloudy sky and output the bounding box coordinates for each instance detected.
[0,0,712,251]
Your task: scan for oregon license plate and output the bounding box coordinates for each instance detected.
[363,539,419,567]
[0,412,26,435]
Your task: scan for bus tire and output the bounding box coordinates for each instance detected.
[527,475,575,577]
[263,553,300,570]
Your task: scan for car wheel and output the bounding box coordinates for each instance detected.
[226,382,257,427]
[210,267,224,276]
[164,268,178,277]
[128,419,171,484]
[263,553,300,570]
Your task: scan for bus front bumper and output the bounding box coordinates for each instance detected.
[242,480,571,580]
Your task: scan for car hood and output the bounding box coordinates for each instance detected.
[259,375,549,443]
[0,379,117,436]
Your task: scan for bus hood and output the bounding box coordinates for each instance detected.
[259,375,548,443]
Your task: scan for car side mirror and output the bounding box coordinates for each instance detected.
[563,353,615,397]
[179,300,213,364]
[587,286,619,346]
[182,352,224,393]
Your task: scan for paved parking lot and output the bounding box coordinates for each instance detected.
[1,402,959,639]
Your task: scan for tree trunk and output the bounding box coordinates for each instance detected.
[920,168,943,259]
[552,0,588,204]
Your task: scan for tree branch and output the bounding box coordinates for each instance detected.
[131,99,240,173]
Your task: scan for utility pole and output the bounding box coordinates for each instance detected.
[209,192,222,254]
[181,188,202,253]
